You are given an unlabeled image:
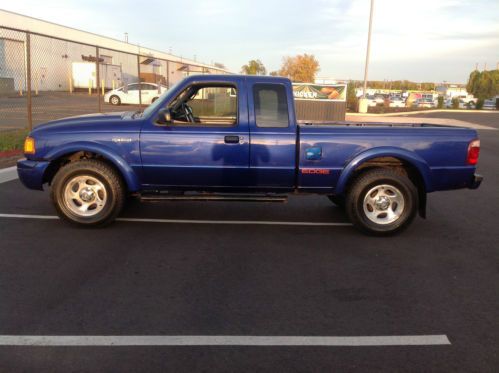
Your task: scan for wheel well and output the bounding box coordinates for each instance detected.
[43,151,125,187]
[345,157,427,218]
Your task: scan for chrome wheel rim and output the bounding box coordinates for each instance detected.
[63,175,107,217]
[363,184,405,225]
[111,96,119,105]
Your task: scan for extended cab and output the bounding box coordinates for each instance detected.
[17,75,482,235]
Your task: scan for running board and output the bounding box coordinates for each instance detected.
[140,193,288,203]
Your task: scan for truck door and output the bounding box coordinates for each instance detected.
[247,81,297,190]
[140,81,250,188]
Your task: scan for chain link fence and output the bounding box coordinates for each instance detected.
[0,25,227,158]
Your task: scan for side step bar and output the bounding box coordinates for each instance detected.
[140,193,288,203]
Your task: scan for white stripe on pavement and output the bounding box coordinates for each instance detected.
[0,213,352,226]
[0,335,450,346]
[0,166,17,184]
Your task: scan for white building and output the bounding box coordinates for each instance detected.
[0,9,230,92]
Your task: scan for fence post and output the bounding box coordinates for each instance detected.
[137,54,142,108]
[96,47,101,112]
[166,60,170,88]
[26,32,33,131]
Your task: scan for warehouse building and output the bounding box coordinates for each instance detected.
[0,9,229,93]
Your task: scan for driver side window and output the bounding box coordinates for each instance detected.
[171,85,237,126]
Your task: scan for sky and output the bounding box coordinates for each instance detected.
[2,0,498,83]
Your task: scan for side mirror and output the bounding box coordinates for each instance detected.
[157,108,172,125]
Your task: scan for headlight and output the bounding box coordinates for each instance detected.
[24,136,36,154]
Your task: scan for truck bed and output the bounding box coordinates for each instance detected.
[297,123,478,193]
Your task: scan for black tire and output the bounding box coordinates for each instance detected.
[327,195,345,208]
[50,159,125,227]
[110,95,121,105]
[345,168,418,236]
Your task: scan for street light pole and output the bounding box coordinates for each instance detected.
[362,0,375,99]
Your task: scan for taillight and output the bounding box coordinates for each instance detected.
[467,139,480,165]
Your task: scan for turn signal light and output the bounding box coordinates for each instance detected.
[467,139,480,165]
[24,137,36,154]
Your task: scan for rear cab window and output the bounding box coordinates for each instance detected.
[253,84,289,128]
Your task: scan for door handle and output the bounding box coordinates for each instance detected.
[224,135,240,144]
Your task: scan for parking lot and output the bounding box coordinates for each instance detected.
[0,112,498,372]
[0,92,141,130]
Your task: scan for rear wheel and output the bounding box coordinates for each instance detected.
[345,168,418,235]
[51,159,125,226]
[110,95,121,105]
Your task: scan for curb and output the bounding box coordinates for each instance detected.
[348,109,498,117]
[0,149,22,158]
[0,166,17,184]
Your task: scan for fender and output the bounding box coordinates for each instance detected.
[335,146,433,195]
[44,142,140,192]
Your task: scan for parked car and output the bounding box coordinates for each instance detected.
[17,75,482,236]
[482,99,497,110]
[104,83,167,105]
[445,97,476,109]
[417,99,436,108]
[389,97,406,108]
[373,94,385,105]
[366,95,378,107]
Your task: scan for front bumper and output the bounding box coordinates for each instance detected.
[469,173,483,190]
[17,158,50,191]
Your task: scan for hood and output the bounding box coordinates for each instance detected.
[32,111,133,134]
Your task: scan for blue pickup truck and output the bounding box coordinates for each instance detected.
[17,75,482,235]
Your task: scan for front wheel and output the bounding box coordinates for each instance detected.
[51,160,125,226]
[110,95,121,105]
[345,169,418,236]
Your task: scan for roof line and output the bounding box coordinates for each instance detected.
[0,8,229,72]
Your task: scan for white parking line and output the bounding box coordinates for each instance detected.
[0,213,352,226]
[0,166,17,184]
[0,335,450,346]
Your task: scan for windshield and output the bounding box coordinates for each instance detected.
[142,81,182,118]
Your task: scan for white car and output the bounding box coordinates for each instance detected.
[482,99,496,110]
[104,83,167,105]
[389,98,405,108]
[366,95,378,107]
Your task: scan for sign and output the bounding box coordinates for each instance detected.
[293,83,347,101]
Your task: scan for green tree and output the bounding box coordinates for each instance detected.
[437,96,444,109]
[276,54,320,82]
[466,69,499,100]
[240,59,267,75]
[346,80,359,110]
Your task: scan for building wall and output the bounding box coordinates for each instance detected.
[0,9,229,92]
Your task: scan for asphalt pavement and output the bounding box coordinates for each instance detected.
[0,112,498,372]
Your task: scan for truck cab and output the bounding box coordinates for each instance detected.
[139,75,297,191]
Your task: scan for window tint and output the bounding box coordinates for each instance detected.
[253,84,289,128]
[170,85,237,126]
[142,83,157,91]
[127,84,139,91]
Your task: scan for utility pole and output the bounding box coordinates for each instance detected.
[362,0,374,99]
